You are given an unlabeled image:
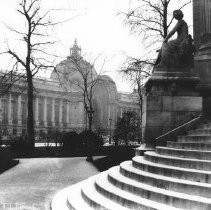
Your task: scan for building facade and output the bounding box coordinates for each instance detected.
[0,41,140,137]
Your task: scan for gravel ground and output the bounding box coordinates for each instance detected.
[0,157,100,210]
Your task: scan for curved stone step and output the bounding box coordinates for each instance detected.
[95,170,184,210]
[135,147,155,156]
[107,166,211,209]
[167,141,211,151]
[144,151,211,171]
[80,174,130,210]
[198,123,211,129]
[188,129,211,135]
[177,135,211,143]
[52,180,93,210]
[120,161,211,198]
[132,156,211,183]
[156,147,211,160]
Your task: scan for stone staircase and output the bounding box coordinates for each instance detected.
[51,122,211,210]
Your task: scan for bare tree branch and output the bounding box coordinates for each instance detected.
[120,0,192,91]
[0,0,66,149]
[55,53,106,131]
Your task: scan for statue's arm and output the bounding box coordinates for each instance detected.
[164,21,181,43]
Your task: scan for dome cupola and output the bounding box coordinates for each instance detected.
[70,39,81,58]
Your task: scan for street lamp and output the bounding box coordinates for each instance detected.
[109,118,112,144]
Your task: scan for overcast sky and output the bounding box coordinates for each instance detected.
[0,0,192,92]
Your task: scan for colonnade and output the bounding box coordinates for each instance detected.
[1,94,84,130]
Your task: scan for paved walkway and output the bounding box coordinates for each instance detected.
[0,157,100,210]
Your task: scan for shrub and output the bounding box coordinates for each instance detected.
[113,111,140,146]
[79,130,103,151]
[62,131,80,150]
[0,147,13,170]
[9,135,28,153]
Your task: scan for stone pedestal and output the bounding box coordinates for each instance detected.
[140,67,202,149]
[194,42,211,118]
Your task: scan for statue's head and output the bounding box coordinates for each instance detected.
[173,10,184,20]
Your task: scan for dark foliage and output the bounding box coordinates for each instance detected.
[10,135,29,153]
[93,146,135,171]
[79,130,103,150]
[113,111,140,146]
[62,131,80,150]
[0,147,18,174]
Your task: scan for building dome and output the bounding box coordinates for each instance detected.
[99,75,115,83]
[69,39,81,58]
[50,40,97,85]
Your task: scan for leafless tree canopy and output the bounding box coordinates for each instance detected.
[123,0,191,48]
[120,0,191,90]
[55,54,106,131]
[1,0,59,148]
[5,0,56,76]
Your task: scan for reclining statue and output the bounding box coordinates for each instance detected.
[155,10,195,68]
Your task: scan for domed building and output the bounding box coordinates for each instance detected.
[0,41,140,136]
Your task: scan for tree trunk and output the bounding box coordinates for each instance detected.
[27,73,35,150]
[137,83,143,143]
[163,0,168,38]
[86,112,94,162]
[88,115,93,131]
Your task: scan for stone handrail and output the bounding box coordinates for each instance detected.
[156,115,205,146]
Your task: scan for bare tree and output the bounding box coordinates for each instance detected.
[2,0,58,149]
[121,56,152,112]
[113,111,140,146]
[55,50,106,132]
[123,0,191,48]
[0,71,24,96]
[121,63,146,142]
[121,0,192,81]
[70,56,97,132]
[122,57,153,80]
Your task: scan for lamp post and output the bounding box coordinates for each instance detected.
[109,118,112,144]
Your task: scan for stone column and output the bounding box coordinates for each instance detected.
[193,0,211,50]
[59,99,63,127]
[66,101,69,126]
[120,107,123,118]
[43,97,47,127]
[108,105,111,127]
[8,94,12,125]
[193,0,211,118]
[0,98,2,123]
[17,95,22,125]
[35,97,39,126]
[201,0,211,35]
[69,102,72,126]
[111,106,115,129]
[78,102,84,127]
[51,98,55,127]
[193,0,203,50]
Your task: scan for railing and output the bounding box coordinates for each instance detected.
[156,115,206,147]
